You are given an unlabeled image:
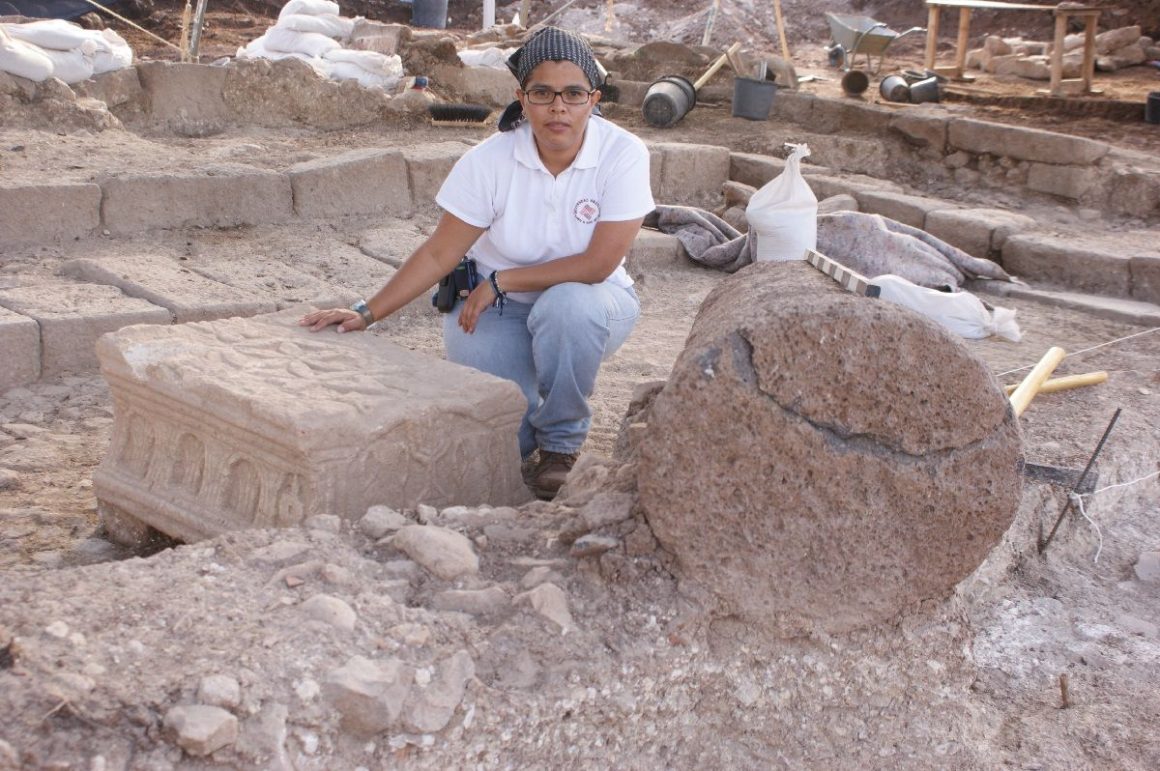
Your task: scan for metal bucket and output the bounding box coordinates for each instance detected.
[841,69,869,96]
[879,74,910,102]
[411,0,448,29]
[908,76,941,103]
[1147,92,1160,125]
[732,76,777,120]
[642,75,697,128]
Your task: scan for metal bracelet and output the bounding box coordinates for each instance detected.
[350,300,375,327]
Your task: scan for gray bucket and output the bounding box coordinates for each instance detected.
[1147,92,1160,125]
[732,77,777,120]
[642,75,696,128]
[879,74,910,103]
[411,0,448,29]
[908,76,941,103]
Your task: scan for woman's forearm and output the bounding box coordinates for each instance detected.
[491,217,644,292]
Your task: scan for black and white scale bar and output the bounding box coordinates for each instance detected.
[804,249,881,298]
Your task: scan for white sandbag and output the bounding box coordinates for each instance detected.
[458,47,515,70]
[264,26,341,56]
[2,19,91,51]
[745,143,818,262]
[0,27,54,82]
[39,45,95,84]
[278,12,355,40]
[92,28,133,74]
[279,0,341,19]
[323,55,402,89]
[322,47,399,72]
[872,274,1022,342]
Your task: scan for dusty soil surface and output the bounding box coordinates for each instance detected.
[1,1,1159,769]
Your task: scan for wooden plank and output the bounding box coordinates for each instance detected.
[953,6,972,77]
[773,0,790,61]
[926,0,1053,10]
[1081,13,1097,92]
[1049,11,1066,93]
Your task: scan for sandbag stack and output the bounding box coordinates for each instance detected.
[0,19,132,84]
[238,0,403,90]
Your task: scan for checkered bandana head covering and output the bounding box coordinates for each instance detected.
[498,26,604,132]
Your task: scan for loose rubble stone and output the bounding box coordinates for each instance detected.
[359,505,409,539]
[390,525,479,580]
[300,594,357,631]
[516,583,576,633]
[302,514,342,533]
[1134,552,1160,583]
[323,655,413,737]
[637,262,1022,636]
[197,675,241,710]
[92,310,527,545]
[430,586,510,617]
[403,650,475,733]
[163,705,239,757]
[570,534,620,558]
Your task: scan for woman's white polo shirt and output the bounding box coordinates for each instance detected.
[435,115,654,304]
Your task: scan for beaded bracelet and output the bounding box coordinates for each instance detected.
[488,271,507,316]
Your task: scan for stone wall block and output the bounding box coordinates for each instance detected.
[0,283,171,377]
[854,190,956,228]
[1129,256,1160,304]
[136,61,230,136]
[888,112,948,155]
[947,118,1109,165]
[93,309,529,544]
[1001,233,1132,296]
[1105,168,1160,219]
[62,255,276,323]
[729,152,786,188]
[626,230,685,278]
[0,308,39,391]
[100,168,294,235]
[289,148,413,219]
[403,142,471,212]
[1025,163,1095,199]
[924,208,1036,258]
[650,142,730,208]
[766,90,815,125]
[0,183,101,247]
[637,261,1022,636]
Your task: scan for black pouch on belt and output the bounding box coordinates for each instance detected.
[433,257,480,312]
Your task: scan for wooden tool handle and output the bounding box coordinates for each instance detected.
[694,42,743,91]
[1004,370,1107,396]
[1009,346,1066,417]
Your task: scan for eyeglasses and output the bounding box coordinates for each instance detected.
[522,86,596,105]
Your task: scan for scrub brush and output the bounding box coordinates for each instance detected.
[428,103,493,126]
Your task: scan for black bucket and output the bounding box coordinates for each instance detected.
[731,76,777,120]
[412,0,448,29]
[642,75,696,128]
[1147,91,1160,125]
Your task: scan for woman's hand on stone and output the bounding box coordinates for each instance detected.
[458,281,497,334]
[299,308,366,333]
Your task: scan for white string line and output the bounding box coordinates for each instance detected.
[1069,493,1104,564]
[1069,468,1159,564]
[997,327,1159,378]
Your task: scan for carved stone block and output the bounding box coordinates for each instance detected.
[94,310,529,544]
[0,306,39,390]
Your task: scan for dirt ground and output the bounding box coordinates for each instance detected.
[1,0,1160,768]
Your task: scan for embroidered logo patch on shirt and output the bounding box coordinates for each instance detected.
[573,198,600,224]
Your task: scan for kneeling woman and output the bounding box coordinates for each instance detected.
[301,27,654,500]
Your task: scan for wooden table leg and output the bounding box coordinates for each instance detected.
[1081,14,1097,94]
[924,5,940,71]
[953,7,972,78]
[1050,12,1066,95]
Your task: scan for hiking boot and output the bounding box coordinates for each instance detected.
[521,451,539,485]
[527,450,580,501]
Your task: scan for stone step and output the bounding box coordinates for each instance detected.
[972,281,1160,327]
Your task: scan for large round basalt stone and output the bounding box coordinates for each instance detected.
[638,261,1023,635]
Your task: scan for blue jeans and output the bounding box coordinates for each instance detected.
[444,281,640,458]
